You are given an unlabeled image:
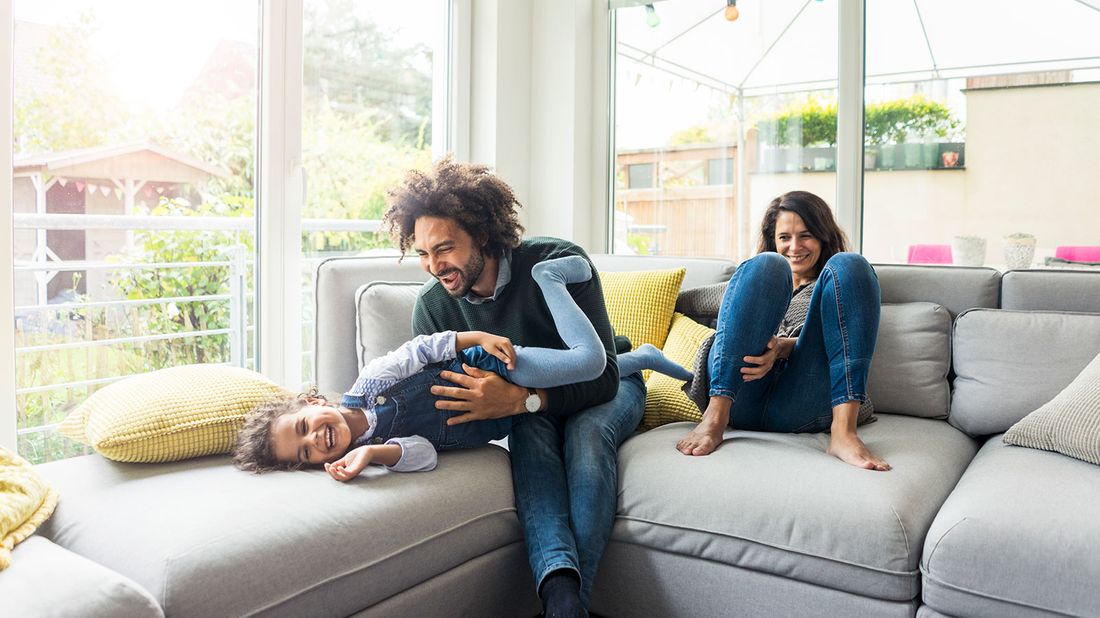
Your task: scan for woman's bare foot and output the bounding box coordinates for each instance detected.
[827,431,891,471]
[676,398,732,456]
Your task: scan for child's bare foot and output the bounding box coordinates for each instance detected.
[676,400,731,456]
[827,431,891,471]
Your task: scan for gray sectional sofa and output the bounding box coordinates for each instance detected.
[6,255,1100,617]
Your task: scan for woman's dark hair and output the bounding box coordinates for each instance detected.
[383,155,525,259]
[756,190,849,275]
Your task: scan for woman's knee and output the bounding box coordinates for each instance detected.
[739,252,792,286]
[824,252,873,276]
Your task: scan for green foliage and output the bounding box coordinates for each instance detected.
[756,95,960,147]
[669,125,712,146]
[626,233,653,256]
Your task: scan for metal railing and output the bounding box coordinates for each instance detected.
[12,212,383,442]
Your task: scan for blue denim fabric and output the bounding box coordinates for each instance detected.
[346,350,513,450]
[508,373,646,606]
[708,252,880,433]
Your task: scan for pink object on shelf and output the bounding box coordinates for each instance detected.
[907,244,953,264]
[1054,246,1100,263]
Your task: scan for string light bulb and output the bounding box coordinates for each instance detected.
[645,4,661,28]
[725,0,739,21]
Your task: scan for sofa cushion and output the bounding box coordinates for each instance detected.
[36,447,524,618]
[867,303,952,419]
[1003,351,1100,465]
[1001,269,1100,312]
[921,435,1100,617]
[58,365,291,463]
[0,536,163,618]
[0,447,58,570]
[873,264,1000,318]
[611,414,977,601]
[599,267,685,352]
[642,313,714,429]
[355,280,423,371]
[950,309,1100,436]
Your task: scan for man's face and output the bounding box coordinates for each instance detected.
[413,216,487,298]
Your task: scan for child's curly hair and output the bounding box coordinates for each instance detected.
[233,389,326,473]
[383,155,525,259]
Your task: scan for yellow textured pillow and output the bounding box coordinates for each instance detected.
[600,267,686,352]
[0,447,58,570]
[59,365,292,463]
[643,312,716,430]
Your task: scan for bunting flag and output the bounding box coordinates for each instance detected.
[75,181,85,193]
[142,185,154,198]
[100,185,111,196]
[57,178,68,187]
[155,186,165,195]
[86,183,98,195]
[114,187,124,199]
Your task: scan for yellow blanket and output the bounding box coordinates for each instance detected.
[0,447,58,570]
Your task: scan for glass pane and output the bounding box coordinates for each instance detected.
[611,0,839,260]
[300,0,445,383]
[12,1,259,463]
[863,1,1100,269]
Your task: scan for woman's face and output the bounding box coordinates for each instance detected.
[774,211,822,284]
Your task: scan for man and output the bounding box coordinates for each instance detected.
[383,157,646,617]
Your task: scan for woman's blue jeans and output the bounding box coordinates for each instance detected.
[708,252,880,433]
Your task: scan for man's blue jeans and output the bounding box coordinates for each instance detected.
[709,252,880,432]
[508,372,646,606]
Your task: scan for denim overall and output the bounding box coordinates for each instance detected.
[347,347,513,451]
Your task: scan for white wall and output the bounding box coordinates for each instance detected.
[468,0,610,253]
[1,0,16,450]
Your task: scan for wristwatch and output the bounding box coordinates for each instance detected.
[524,388,542,413]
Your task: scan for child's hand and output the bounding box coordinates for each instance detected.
[479,334,516,370]
[324,445,373,482]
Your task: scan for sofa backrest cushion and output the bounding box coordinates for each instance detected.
[873,264,1000,318]
[1001,269,1100,312]
[950,308,1100,436]
[355,281,423,371]
[867,302,952,418]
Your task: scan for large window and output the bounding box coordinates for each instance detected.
[862,1,1100,269]
[11,0,260,463]
[7,0,450,464]
[611,0,839,260]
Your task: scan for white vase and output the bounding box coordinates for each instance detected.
[951,236,987,267]
[1003,236,1037,270]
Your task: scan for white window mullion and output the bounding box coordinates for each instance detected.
[836,0,866,251]
[442,0,470,161]
[259,0,304,389]
[1,0,17,451]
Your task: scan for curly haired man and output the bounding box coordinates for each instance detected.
[384,156,645,617]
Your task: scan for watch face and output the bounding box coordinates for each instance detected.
[525,393,540,413]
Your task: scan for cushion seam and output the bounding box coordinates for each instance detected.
[240,507,519,615]
[920,566,1079,616]
[615,514,917,577]
[890,506,911,562]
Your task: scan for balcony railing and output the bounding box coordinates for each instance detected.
[12,213,383,452]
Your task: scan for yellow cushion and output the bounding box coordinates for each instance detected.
[0,447,58,570]
[643,313,715,430]
[600,267,686,353]
[59,365,292,463]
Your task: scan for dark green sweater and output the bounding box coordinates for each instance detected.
[412,237,619,417]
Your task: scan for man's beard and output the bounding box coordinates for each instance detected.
[438,250,486,298]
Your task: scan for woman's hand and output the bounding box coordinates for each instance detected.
[478,334,516,370]
[741,336,782,381]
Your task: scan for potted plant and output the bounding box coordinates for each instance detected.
[951,235,987,267]
[1003,233,1037,270]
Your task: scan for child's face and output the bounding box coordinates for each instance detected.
[270,403,353,466]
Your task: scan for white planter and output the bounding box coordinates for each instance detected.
[1003,236,1037,270]
[951,236,987,267]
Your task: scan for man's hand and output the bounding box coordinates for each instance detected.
[431,363,527,425]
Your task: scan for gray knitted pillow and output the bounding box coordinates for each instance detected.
[1004,351,1100,465]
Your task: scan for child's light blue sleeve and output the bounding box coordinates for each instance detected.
[344,331,458,400]
[384,436,438,472]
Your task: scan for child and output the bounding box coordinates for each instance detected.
[233,256,691,481]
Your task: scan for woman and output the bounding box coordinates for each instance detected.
[677,190,890,471]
